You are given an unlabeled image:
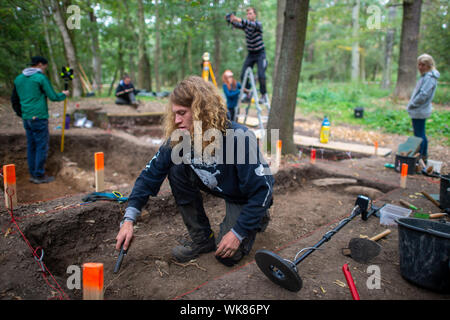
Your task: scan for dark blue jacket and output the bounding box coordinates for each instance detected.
[115,80,136,102]
[124,121,274,238]
[223,83,241,109]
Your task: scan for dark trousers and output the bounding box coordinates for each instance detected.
[23,118,49,178]
[227,108,236,122]
[241,50,267,95]
[412,118,428,157]
[115,92,136,105]
[167,164,268,255]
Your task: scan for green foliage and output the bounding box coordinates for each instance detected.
[297,82,449,146]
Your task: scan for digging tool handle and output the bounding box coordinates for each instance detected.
[429,213,446,219]
[399,200,418,210]
[342,264,360,300]
[370,229,391,242]
[114,245,128,274]
[421,191,442,210]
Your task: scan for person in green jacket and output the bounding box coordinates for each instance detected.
[12,56,69,184]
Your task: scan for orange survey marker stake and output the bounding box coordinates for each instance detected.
[310,148,316,164]
[3,164,17,210]
[374,141,379,156]
[276,140,282,168]
[400,163,408,188]
[82,263,104,300]
[95,152,105,192]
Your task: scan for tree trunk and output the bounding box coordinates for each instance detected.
[40,2,61,89]
[213,7,221,82]
[49,0,82,97]
[137,0,152,91]
[267,0,310,155]
[351,0,360,82]
[395,0,422,99]
[381,5,396,89]
[187,35,193,74]
[273,0,286,82]
[89,3,102,94]
[154,0,161,92]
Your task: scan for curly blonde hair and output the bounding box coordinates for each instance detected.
[163,76,229,148]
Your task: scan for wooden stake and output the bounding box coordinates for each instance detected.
[374,141,378,156]
[82,263,104,300]
[95,152,105,192]
[3,164,17,210]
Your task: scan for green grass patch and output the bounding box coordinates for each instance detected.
[297,82,449,146]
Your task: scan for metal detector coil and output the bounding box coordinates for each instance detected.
[255,195,376,292]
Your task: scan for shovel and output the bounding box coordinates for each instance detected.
[342,229,391,263]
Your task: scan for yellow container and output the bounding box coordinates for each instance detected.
[319,116,330,143]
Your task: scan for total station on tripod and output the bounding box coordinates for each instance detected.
[60,66,74,90]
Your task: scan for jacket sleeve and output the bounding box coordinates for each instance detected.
[231,20,245,30]
[41,76,66,101]
[232,131,273,238]
[115,83,124,96]
[241,19,263,32]
[10,85,22,118]
[125,143,172,220]
[408,76,436,109]
[223,84,241,99]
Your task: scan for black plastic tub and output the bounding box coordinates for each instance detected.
[441,174,450,209]
[394,155,417,175]
[396,217,450,293]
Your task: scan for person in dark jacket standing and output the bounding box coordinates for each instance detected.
[228,7,268,104]
[115,76,273,267]
[222,70,241,121]
[406,54,440,162]
[115,74,139,107]
[12,56,69,184]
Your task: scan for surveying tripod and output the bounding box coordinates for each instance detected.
[235,67,270,132]
[60,66,73,152]
[201,52,217,87]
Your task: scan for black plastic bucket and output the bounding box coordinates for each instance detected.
[394,155,417,174]
[440,174,450,209]
[396,217,450,293]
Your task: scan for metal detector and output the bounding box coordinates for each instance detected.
[255,195,377,292]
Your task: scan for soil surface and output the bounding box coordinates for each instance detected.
[0,96,449,301]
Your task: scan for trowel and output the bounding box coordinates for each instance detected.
[342,229,391,263]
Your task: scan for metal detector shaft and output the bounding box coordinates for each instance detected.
[293,206,361,265]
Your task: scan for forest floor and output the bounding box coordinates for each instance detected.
[0,95,449,301]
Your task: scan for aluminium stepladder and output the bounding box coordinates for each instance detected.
[234,67,270,132]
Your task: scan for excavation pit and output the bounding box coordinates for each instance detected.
[1,153,398,300]
[0,133,159,204]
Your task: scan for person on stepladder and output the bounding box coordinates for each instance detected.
[222,70,241,121]
[227,7,268,104]
[11,56,69,184]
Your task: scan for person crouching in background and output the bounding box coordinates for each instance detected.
[222,70,241,121]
